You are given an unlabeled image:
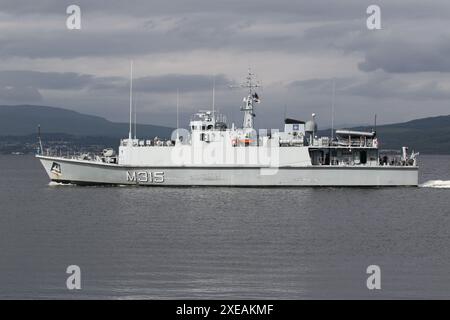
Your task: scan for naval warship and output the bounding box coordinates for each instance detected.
[36,70,419,186]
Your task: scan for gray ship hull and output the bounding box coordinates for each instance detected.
[37,155,419,186]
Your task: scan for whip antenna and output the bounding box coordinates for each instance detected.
[37,124,43,155]
[331,79,335,140]
[128,60,133,141]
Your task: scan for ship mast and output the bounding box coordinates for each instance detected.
[240,68,260,130]
[176,88,180,142]
[212,76,216,121]
[128,60,133,141]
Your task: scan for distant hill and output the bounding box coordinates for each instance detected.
[319,115,450,154]
[0,105,172,137]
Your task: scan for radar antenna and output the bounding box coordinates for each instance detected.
[242,68,261,95]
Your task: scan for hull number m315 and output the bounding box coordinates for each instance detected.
[126,171,164,183]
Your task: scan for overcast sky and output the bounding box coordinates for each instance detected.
[1,0,450,129]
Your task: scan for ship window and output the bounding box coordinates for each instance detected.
[202,125,206,130]
[200,133,205,141]
[360,150,367,164]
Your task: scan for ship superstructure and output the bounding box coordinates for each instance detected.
[36,70,419,186]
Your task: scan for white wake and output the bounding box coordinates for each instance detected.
[48,181,74,186]
[420,180,450,189]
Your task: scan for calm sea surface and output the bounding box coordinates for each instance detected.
[0,154,449,299]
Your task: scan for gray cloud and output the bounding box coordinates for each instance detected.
[289,72,450,101]
[0,1,410,59]
[0,0,369,19]
[289,77,356,92]
[132,74,232,93]
[0,70,94,89]
[0,70,232,93]
[91,73,234,93]
[1,0,450,127]
[0,86,43,102]
[357,36,450,73]
[0,70,236,117]
[2,0,450,66]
